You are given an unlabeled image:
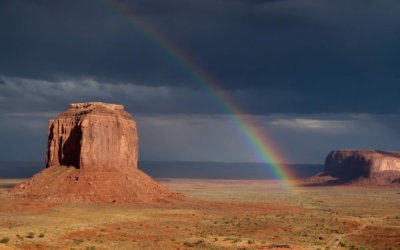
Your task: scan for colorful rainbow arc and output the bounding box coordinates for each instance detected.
[93,0,297,189]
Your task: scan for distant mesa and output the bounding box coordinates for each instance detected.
[325,150,400,178]
[305,150,400,186]
[1,102,182,203]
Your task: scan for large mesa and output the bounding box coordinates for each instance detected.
[1,102,182,203]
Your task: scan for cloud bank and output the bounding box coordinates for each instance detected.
[1,0,400,163]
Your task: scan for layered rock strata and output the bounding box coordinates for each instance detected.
[46,102,138,171]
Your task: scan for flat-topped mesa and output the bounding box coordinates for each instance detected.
[58,102,131,119]
[46,102,138,171]
[70,102,124,110]
[324,150,400,178]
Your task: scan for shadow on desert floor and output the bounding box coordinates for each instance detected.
[299,172,348,187]
[0,184,16,189]
[298,181,346,187]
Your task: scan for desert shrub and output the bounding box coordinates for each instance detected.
[0,237,10,244]
[73,238,84,244]
[27,232,34,238]
[39,233,45,238]
[232,238,242,243]
[195,239,205,245]
[183,241,192,246]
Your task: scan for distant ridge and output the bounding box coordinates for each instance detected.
[0,161,323,180]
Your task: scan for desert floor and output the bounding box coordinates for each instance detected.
[0,178,399,250]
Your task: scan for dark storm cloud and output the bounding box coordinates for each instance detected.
[227,0,287,5]
[1,0,400,114]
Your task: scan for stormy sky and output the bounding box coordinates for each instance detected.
[1,0,400,164]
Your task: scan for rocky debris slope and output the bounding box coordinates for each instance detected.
[1,102,182,203]
[5,165,179,203]
[304,150,400,186]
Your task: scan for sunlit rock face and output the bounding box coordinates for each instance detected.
[46,102,138,171]
[324,150,400,178]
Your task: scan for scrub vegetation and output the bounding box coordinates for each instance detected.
[0,179,399,249]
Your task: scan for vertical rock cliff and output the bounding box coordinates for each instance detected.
[46,102,138,171]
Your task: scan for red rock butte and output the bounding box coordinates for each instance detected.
[1,102,182,203]
[46,102,138,171]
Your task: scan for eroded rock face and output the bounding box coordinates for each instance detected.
[46,102,138,171]
[325,150,400,178]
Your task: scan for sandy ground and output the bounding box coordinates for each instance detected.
[0,178,399,250]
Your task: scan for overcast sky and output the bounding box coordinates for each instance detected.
[1,0,400,164]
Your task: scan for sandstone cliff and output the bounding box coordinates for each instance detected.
[1,102,182,203]
[46,102,138,171]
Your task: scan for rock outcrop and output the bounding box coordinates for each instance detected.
[1,102,182,203]
[325,150,400,178]
[304,150,400,186]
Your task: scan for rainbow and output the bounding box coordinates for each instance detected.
[92,0,297,189]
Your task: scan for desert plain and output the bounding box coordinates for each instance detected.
[0,178,399,250]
